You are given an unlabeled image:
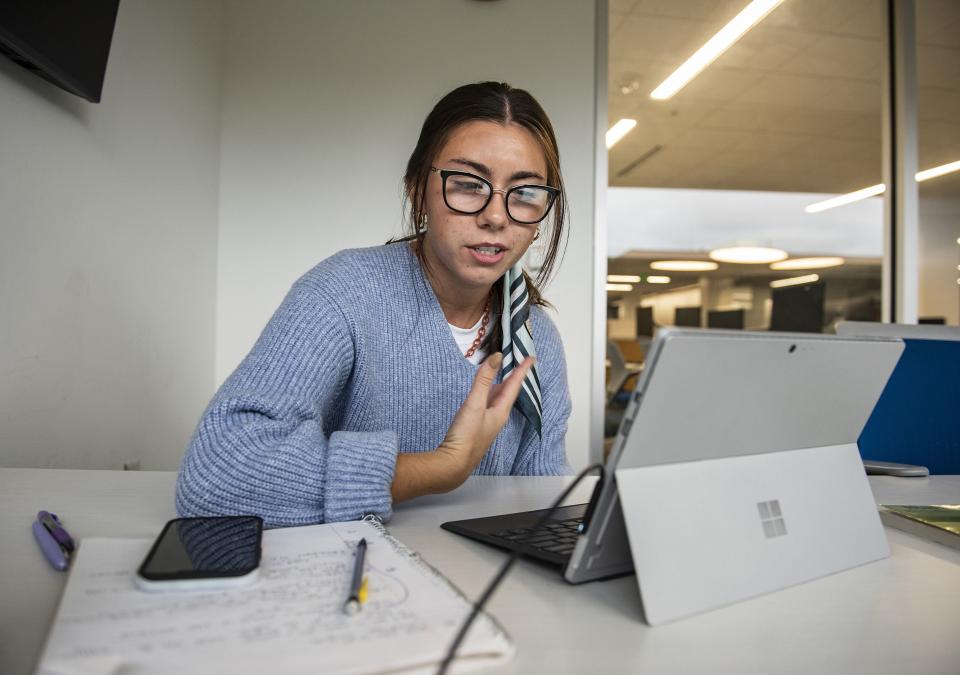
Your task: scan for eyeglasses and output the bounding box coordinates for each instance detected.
[430,167,559,225]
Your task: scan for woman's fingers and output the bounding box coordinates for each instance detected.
[463,352,503,412]
[488,356,535,412]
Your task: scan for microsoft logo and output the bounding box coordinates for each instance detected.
[757,499,788,538]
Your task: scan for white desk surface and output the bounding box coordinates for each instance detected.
[1,469,959,675]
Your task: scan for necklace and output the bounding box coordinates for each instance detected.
[464,300,491,358]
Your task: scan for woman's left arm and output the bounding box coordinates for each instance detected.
[511,309,573,476]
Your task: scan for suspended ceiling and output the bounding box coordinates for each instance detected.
[608,0,960,194]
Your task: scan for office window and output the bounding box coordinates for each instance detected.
[916,1,960,326]
[607,0,884,339]
[605,0,885,449]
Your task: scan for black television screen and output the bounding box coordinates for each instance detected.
[708,308,744,329]
[0,0,120,103]
[675,306,701,327]
[770,282,825,333]
[636,306,654,337]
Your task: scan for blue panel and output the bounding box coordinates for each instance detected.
[858,338,960,474]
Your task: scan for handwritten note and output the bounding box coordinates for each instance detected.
[38,521,512,675]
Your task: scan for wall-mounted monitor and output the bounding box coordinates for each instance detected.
[0,1,120,103]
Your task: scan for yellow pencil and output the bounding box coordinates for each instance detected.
[358,577,369,605]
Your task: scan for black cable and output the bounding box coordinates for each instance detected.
[437,462,606,674]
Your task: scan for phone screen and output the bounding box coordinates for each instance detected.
[138,516,263,580]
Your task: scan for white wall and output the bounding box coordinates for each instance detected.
[216,0,599,469]
[0,1,223,469]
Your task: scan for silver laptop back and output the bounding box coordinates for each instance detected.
[565,329,902,624]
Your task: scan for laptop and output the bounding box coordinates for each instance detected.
[837,321,960,475]
[442,328,904,624]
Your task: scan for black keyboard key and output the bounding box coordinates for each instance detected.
[522,535,559,545]
[543,543,575,554]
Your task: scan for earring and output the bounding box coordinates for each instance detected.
[417,214,428,234]
[533,227,541,241]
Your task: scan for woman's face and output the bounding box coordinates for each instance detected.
[421,120,549,295]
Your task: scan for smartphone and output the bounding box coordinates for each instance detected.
[135,515,263,592]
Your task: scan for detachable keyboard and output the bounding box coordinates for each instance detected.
[441,503,588,566]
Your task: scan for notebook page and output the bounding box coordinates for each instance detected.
[37,520,512,675]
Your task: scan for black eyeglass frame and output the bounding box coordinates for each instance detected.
[430,167,560,225]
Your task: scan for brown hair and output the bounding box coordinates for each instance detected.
[395,81,568,350]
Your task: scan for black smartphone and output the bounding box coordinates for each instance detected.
[135,515,263,592]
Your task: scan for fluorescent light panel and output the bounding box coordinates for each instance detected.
[805,184,885,213]
[916,159,960,182]
[650,0,785,100]
[646,275,671,284]
[770,257,844,270]
[606,119,637,149]
[770,273,819,288]
[650,260,719,272]
[606,283,633,292]
[607,274,642,283]
[709,246,788,264]
[806,159,960,213]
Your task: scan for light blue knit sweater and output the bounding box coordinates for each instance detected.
[176,242,571,527]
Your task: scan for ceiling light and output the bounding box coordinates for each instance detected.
[619,78,641,95]
[649,0,785,100]
[770,273,820,289]
[916,159,960,182]
[709,246,788,264]
[650,260,719,272]
[805,159,960,213]
[770,257,845,270]
[805,184,885,213]
[606,119,637,149]
[606,283,633,292]
[646,275,671,284]
[607,274,642,283]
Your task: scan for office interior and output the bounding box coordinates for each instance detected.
[2,3,960,675]
[604,0,960,447]
[0,1,956,471]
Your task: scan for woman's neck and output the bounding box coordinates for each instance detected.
[436,287,489,328]
[412,241,491,328]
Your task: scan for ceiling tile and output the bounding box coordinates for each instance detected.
[762,0,865,33]
[606,0,936,193]
[735,72,831,106]
[631,0,744,23]
[779,34,881,80]
[916,0,960,47]
[812,80,882,114]
[917,44,960,90]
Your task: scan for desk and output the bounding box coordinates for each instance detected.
[2,469,959,674]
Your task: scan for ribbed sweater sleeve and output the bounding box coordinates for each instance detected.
[512,308,573,476]
[175,282,398,528]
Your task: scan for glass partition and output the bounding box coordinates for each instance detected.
[605,0,886,449]
[916,0,960,326]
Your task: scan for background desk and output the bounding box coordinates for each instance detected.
[1,469,959,674]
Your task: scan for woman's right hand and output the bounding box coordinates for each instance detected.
[390,352,536,503]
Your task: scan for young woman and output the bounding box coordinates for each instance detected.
[176,82,572,527]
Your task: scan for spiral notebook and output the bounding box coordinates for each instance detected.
[37,519,513,675]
